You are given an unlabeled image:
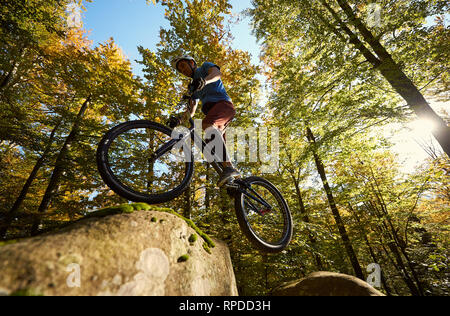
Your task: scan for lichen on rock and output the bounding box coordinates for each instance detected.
[0,208,238,296]
[86,203,215,253]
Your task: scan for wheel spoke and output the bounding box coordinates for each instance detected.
[240,180,290,246]
[98,121,193,202]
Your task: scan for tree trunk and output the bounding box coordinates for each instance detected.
[377,58,450,157]
[0,46,26,93]
[0,119,62,238]
[324,0,450,157]
[183,185,192,220]
[367,167,424,295]
[348,203,392,295]
[387,241,422,296]
[204,163,211,210]
[291,174,324,270]
[146,128,155,193]
[262,254,269,292]
[367,196,422,296]
[306,127,364,279]
[31,96,91,235]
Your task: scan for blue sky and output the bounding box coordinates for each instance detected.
[82,0,261,77]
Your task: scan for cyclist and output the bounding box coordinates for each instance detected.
[171,54,240,187]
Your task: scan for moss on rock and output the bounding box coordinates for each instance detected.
[188,234,198,244]
[10,288,43,296]
[177,254,190,263]
[202,242,212,254]
[0,239,19,247]
[85,203,215,254]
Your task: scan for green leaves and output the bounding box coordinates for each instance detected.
[0,0,144,235]
[247,0,449,295]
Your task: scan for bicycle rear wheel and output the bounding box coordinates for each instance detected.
[96,120,194,204]
[234,176,293,253]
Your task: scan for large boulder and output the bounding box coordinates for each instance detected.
[0,205,238,296]
[271,271,384,296]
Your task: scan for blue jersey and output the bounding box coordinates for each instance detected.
[192,62,232,114]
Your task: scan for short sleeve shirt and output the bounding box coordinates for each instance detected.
[192,62,232,113]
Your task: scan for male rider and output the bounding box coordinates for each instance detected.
[171,54,240,187]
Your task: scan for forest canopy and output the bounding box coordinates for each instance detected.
[0,0,448,296]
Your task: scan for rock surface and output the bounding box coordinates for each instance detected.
[271,271,385,296]
[0,208,238,296]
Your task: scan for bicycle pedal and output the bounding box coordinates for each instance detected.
[216,180,236,190]
[224,182,239,189]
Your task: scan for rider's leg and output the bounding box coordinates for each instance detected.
[202,101,240,186]
[202,122,233,167]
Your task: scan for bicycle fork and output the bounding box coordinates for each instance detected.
[228,179,274,216]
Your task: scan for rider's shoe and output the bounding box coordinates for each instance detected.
[217,167,241,187]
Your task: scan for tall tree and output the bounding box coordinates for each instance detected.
[30,38,140,234]
[306,127,364,279]
[250,0,450,156]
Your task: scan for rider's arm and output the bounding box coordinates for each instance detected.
[204,66,221,85]
[183,98,198,122]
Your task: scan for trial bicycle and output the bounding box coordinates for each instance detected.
[96,88,293,253]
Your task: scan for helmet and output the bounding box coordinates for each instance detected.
[171,55,196,70]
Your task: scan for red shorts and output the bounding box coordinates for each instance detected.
[202,100,236,133]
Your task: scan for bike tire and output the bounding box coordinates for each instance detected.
[96,120,194,204]
[234,176,293,253]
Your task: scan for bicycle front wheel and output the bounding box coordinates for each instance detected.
[234,176,293,253]
[96,120,194,204]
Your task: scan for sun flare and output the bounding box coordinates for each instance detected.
[408,118,438,139]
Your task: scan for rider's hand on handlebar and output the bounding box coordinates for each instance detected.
[191,77,206,93]
[167,112,191,129]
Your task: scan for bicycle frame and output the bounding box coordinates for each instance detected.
[151,117,225,176]
[150,118,274,213]
[150,95,274,216]
[150,91,226,176]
